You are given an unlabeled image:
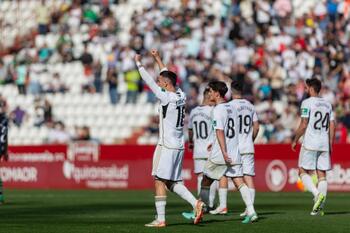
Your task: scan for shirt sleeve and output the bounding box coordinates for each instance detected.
[300,100,310,118]
[213,105,226,130]
[138,67,170,105]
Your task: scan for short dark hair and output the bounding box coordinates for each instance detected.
[306,78,322,94]
[231,79,243,93]
[203,87,210,96]
[160,70,177,87]
[208,81,228,98]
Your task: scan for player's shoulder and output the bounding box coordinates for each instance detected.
[230,99,255,110]
[168,89,186,103]
[213,102,227,111]
[190,106,200,114]
[317,97,333,109]
[231,98,253,105]
[301,97,312,105]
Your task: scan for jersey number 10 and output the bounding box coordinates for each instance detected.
[193,121,208,139]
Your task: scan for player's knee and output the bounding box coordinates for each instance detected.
[318,176,327,182]
[201,175,213,186]
[298,168,308,177]
[231,176,244,187]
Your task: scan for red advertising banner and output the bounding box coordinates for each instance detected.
[1,143,350,192]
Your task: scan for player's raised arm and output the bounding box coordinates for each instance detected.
[134,54,169,104]
[150,49,167,72]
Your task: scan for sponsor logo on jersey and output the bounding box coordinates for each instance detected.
[301,108,309,116]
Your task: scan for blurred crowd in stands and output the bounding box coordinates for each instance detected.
[1,0,350,144]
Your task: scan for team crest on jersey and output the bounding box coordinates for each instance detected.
[213,120,217,127]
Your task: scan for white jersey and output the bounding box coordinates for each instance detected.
[300,97,334,152]
[138,67,186,149]
[209,103,240,165]
[188,105,214,159]
[230,99,258,154]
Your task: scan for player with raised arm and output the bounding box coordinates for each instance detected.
[182,88,217,220]
[198,81,258,224]
[292,78,335,216]
[0,96,9,204]
[135,50,204,227]
[210,80,260,217]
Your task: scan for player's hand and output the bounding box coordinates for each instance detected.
[223,152,232,165]
[188,142,194,150]
[150,49,160,58]
[207,144,212,152]
[134,54,142,63]
[291,141,297,152]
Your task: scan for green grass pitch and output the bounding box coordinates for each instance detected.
[0,189,349,233]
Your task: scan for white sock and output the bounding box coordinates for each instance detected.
[218,188,227,209]
[317,179,327,197]
[249,188,255,205]
[197,175,203,196]
[172,183,197,208]
[209,181,217,208]
[301,174,319,197]
[155,196,166,222]
[239,184,255,215]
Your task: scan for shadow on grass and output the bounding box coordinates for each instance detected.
[0,202,155,219]
[325,211,350,215]
[258,211,285,216]
[167,218,234,227]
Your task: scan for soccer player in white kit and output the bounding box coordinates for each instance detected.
[135,50,204,227]
[199,81,258,224]
[182,88,217,220]
[188,88,217,207]
[213,80,260,217]
[292,78,335,216]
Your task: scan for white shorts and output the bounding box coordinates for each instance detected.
[152,145,184,181]
[194,159,207,174]
[203,160,228,180]
[298,147,331,171]
[225,164,243,178]
[241,153,255,176]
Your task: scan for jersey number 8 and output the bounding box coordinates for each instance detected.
[226,118,235,138]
